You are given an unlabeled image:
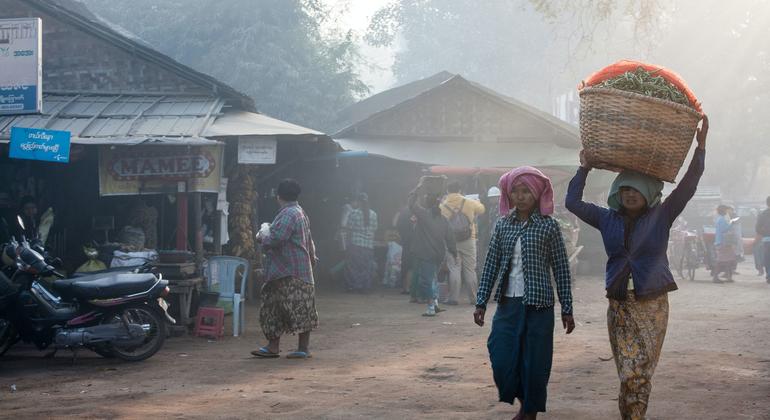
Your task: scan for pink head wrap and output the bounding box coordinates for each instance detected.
[497,166,555,216]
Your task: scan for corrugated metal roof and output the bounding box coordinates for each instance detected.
[0,92,224,145]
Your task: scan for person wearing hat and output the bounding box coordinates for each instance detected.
[474,166,575,420]
[440,180,486,305]
[342,192,378,292]
[486,186,502,236]
[565,116,708,420]
[713,204,737,283]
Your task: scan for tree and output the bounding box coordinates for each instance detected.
[366,0,770,199]
[82,0,369,131]
[365,0,665,110]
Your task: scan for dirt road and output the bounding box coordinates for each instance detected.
[1,263,769,419]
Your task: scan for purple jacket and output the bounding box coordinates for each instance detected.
[565,148,705,299]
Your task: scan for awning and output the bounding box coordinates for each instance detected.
[0,93,225,146]
[70,136,220,146]
[334,138,579,169]
[203,111,324,138]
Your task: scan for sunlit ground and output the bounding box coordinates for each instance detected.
[1,261,769,419]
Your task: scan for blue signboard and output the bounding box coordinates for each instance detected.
[9,127,71,163]
[0,18,43,115]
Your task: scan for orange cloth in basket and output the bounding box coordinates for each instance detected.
[580,60,702,114]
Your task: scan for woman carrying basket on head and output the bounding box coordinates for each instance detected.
[474,167,575,420]
[565,116,708,420]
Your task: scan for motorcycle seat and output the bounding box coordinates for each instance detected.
[53,273,158,300]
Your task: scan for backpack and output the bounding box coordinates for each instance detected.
[443,199,472,242]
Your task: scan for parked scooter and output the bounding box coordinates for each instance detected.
[0,217,174,362]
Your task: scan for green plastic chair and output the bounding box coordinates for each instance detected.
[204,256,249,337]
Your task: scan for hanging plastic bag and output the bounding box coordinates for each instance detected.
[75,246,107,273]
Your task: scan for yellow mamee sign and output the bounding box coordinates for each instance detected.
[99,146,222,196]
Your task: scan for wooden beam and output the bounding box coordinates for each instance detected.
[191,192,203,269]
[176,192,188,251]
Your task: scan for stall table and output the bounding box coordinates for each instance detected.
[167,276,203,334]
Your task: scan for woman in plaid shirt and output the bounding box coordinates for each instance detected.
[474,167,575,420]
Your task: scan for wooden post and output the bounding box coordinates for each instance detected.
[176,192,188,251]
[191,192,203,269]
[213,209,222,255]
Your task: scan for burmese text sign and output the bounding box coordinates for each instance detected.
[0,18,42,115]
[9,127,70,163]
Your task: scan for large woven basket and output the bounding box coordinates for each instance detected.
[579,87,702,182]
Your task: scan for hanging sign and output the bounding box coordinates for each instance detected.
[9,127,70,163]
[0,18,42,115]
[99,146,222,196]
[238,136,276,164]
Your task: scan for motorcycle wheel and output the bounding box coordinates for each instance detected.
[101,303,166,362]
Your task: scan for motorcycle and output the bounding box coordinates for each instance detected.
[0,217,175,362]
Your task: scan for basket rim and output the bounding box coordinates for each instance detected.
[579,87,703,119]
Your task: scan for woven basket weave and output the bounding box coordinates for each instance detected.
[579,87,702,182]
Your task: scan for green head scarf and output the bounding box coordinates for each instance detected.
[607,171,664,211]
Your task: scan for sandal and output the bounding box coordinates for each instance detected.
[286,351,312,359]
[251,346,280,358]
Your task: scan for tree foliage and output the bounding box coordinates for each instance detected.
[83,0,369,131]
[365,0,664,110]
[366,0,770,198]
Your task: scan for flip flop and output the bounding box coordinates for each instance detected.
[286,351,312,359]
[251,347,279,358]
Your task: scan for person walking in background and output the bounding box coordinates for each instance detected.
[441,180,485,305]
[394,202,417,298]
[566,116,708,420]
[409,180,457,316]
[252,179,318,360]
[713,205,737,283]
[727,205,744,273]
[343,193,378,292]
[755,196,770,283]
[474,167,574,420]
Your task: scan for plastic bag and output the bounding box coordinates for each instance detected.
[258,222,271,240]
[75,246,107,273]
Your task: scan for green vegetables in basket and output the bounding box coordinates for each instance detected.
[595,67,692,108]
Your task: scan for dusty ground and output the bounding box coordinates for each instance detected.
[1,261,769,419]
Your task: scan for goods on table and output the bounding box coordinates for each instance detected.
[418,175,447,196]
[579,60,703,182]
[117,225,145,251]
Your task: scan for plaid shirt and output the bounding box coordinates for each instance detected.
[346,209,378,249]
[262,202,316,285]
[477,211,573,315]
